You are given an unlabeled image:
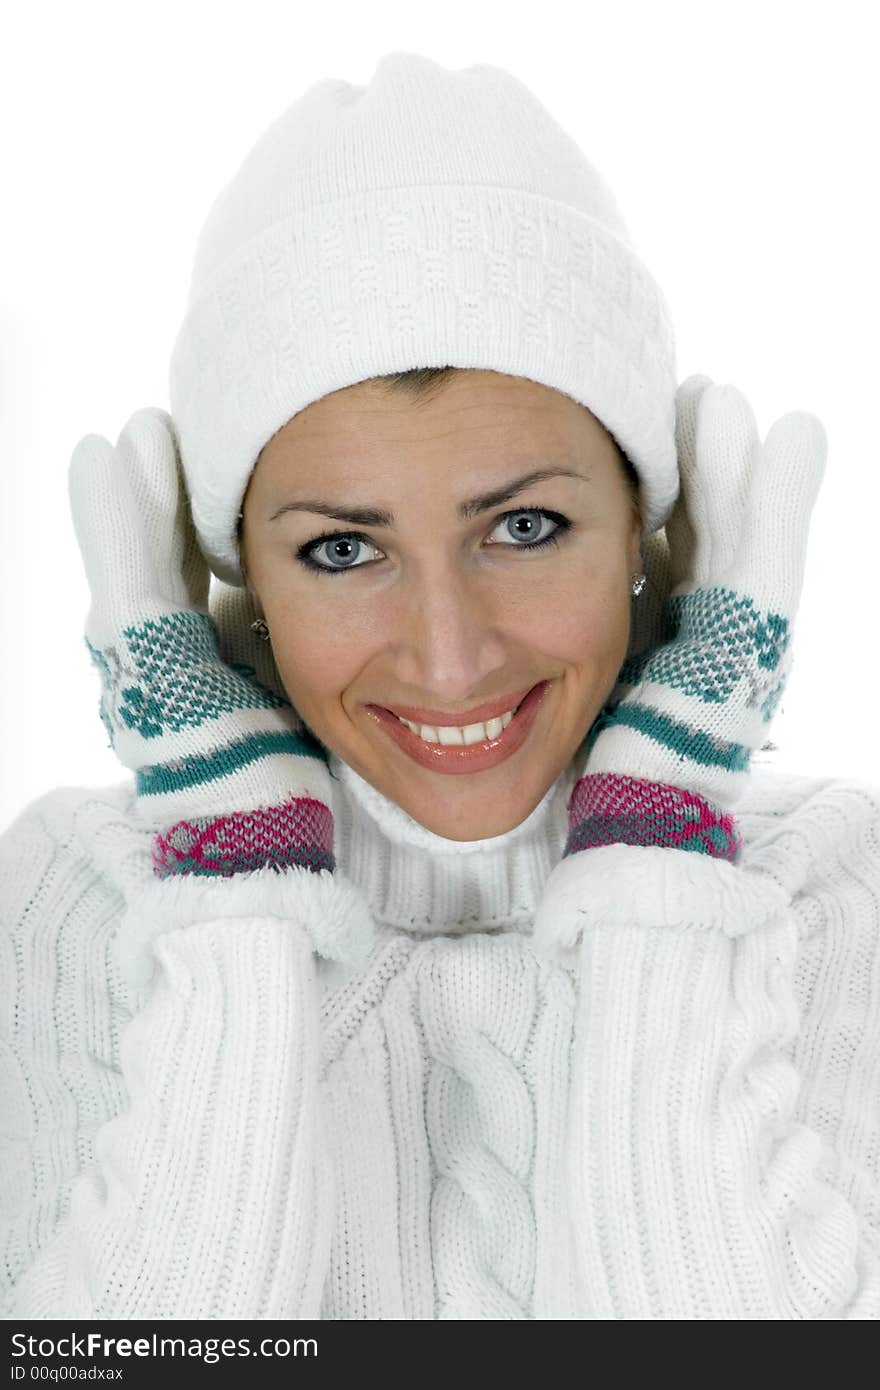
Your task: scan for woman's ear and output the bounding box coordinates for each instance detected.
[239,554,265,619]
[247,587,266,622]
[628,511,644,577]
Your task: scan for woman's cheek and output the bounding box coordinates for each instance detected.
[539,560,631,667]
[257,589,360,707]
[273,625,367,706]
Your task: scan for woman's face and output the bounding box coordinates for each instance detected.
[240,369,642,841]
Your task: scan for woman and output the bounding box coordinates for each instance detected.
[2,52,878,1320]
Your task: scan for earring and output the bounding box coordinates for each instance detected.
[631,573,646,597]
[250,618,271,641]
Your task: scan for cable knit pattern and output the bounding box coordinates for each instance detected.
[422,938,537,1318]
[2,754,880,1318]
[317,933,579,1319]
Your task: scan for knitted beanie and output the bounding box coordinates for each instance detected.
[167,50,679,588]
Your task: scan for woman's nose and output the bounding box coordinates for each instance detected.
[392,571,512,695]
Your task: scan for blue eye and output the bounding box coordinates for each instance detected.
[296,508,572,577]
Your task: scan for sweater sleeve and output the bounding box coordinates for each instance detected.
[0,785,375,1320]
[531,774,880,1319]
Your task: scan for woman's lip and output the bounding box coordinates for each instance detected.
[364,679,552,776]
[376,686,535,728]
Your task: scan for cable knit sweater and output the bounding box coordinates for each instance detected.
[1,752,879,1320]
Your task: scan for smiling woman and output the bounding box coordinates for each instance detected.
[233,365,644,841]
[5,50,879,1326]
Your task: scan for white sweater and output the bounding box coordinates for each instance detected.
[1,751,879,1320]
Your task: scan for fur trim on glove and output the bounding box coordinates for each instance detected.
[114,864,377,992]
[532,844,790,969]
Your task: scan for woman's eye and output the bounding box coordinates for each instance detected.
[491,509,563,549]
[297,507,571,577]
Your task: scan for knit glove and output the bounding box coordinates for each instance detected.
[562,373,827,863]
[69,406,373,968]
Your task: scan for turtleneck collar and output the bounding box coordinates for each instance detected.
[327,751,579,938]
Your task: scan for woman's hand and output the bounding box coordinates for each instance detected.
[567,373,827,861]
[68,406,337,880]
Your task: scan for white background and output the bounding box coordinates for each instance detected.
[2,0,878,833]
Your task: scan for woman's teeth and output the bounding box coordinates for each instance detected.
[395,706,517,746]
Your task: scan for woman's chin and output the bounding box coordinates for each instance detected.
[415,807,532,842]
[379,768,558,842]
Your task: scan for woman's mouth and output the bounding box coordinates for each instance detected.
[364,680,552,775]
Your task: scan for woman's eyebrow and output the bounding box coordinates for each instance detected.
[268,465,589,527]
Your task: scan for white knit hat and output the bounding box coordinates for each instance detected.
[168,51,679,588]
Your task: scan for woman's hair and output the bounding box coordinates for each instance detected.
[235,366,642,568]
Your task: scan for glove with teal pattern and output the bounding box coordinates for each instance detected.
[68,407,340,885]
[565,373,827,862]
